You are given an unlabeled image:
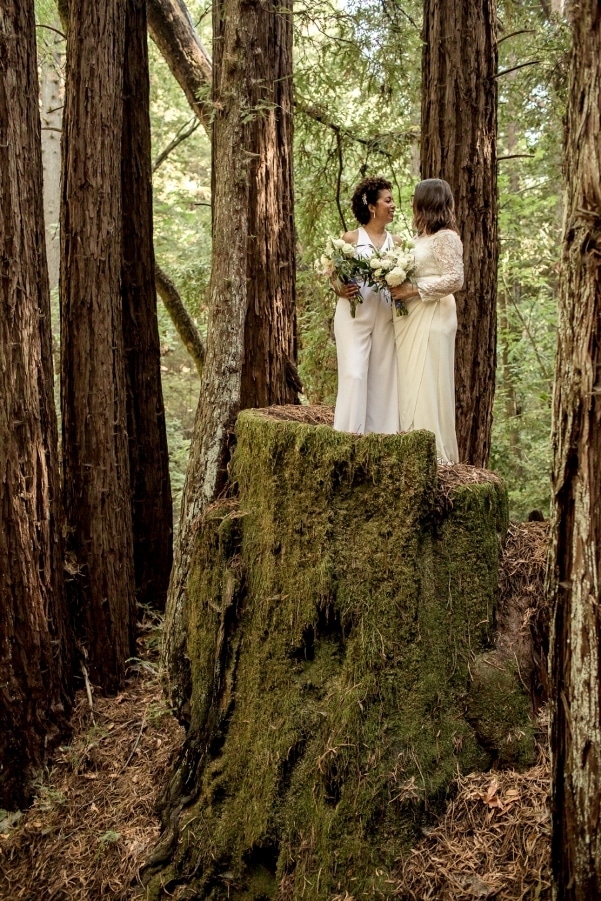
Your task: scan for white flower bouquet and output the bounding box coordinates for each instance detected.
[367,236,416,316]
[313,237,373,317]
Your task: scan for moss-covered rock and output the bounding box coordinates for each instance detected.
[146,411,514,900]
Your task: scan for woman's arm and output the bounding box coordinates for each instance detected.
[415,230,464,300]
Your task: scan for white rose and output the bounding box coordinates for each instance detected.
[332,239,346,249]
[379,258,394,270]
[341,243,356,257]
[385,267,407,287]
[320,255,335,277]
[369,257,382,269]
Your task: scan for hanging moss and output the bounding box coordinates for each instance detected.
[146,411,519,901]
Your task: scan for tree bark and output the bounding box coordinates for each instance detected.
[0,0,72,807]
[548,1,601,898]
[122,0,173,611]
[60,0,136,690]
[240,0,298,407]
[147,0,300,407]
[421,0,498,467]
[162,0,297,714]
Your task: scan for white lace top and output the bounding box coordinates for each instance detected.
[413,229,464,301]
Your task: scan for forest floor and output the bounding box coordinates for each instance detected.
[0,613,185,901]
[0,523,551,901]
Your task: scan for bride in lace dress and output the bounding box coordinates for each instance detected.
[390,179,463,463]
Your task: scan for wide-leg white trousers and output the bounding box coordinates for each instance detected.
[333,288,399,435]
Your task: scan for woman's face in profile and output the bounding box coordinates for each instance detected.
[372,189,395,223]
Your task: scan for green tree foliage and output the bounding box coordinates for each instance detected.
[492,2,569,518]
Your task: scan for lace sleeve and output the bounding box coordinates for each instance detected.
[416,231,464,301]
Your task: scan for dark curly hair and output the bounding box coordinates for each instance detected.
[350,176,393,226]
[412,178,457,235]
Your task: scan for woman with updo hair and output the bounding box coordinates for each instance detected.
[332,176,399,434]
[389,178,463,463]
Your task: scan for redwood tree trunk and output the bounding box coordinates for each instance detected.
[122,0,173,611]
[421,0,498,467]
[162,0,297,713]
[145,0,300,403]
[240,3,298,407]
[548,1,601,897]
[60,0,136,690]
[0,0,72,806]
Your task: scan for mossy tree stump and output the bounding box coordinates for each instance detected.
[146,409,512,900]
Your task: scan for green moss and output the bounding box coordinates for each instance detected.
[147,414,513,900]
[466,652,536,768]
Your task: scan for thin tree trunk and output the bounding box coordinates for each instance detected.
[0,0,71,806]
[497,289,522,468]
[497,117,522,473]
[60,0,136,690]
[40,49,63,291]
[122,0,173,611]
[548,1,601,897]
[421,0,498,467]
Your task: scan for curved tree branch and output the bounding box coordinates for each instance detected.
[334,127,347,232]
[155,263,205,376]
[146,0,213,134]
[153,117,201,172]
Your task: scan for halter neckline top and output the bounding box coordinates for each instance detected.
[357,226,393,252]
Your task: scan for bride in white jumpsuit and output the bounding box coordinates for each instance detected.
[332,177,399,435]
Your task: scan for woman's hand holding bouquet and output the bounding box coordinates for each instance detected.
[314,237,373,318]
[366,236,416,316]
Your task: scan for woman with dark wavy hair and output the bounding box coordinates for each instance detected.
[332,176,399,434]
[390,178,463,463]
